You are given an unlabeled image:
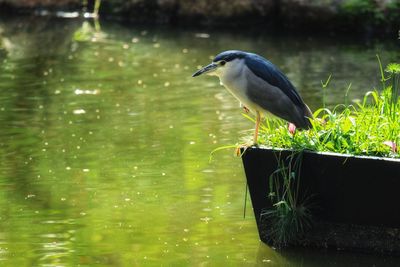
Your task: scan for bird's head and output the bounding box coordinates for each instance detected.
[192,50,246,78]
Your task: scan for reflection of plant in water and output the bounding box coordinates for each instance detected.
[261,151,313,248]
[76,0,106,41]
[73,20,107,42]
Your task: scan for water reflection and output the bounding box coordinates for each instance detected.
[34,217,77,267]
[0,16,399,265]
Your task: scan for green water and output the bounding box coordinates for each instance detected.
[0,16,399,266]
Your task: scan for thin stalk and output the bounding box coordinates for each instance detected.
[391,72,399,121]
[94,0,101,17]
[345,83,352,107]
[321,74,332,109]
[376,54,388,91]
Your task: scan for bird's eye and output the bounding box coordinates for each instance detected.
[220,61,226,66]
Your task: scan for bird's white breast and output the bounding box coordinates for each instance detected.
[217,59,261,114]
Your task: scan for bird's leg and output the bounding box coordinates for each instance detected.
[253,111,261,144]
[235,110,260,157]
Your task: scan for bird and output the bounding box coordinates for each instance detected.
[192,50,312,144]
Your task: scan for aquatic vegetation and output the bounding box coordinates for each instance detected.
[261,151,313,248]
[256,61,400,158]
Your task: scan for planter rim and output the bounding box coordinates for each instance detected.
[250,145,400,163]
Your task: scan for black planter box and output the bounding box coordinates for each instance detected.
[241,147,400,254]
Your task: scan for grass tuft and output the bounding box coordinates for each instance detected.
[255,62,400,157]
[261,151,313,247]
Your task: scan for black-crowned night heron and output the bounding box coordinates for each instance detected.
[192,50,312,144]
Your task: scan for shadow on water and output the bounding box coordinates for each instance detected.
[256,243,400,267]
[0,15,399,265]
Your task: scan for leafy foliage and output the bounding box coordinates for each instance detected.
[257,62,400,158]
[261,152,313,247]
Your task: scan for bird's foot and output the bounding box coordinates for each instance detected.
[235,141,258,157]
[242,106,250,113]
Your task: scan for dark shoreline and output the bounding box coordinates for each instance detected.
[0,0,399,38]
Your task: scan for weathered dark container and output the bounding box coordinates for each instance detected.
[241,147,400,254]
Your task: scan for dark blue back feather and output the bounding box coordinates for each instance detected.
[244,53,304,107]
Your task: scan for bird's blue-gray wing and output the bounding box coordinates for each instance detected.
[244,54,304,108]
[244,53,312,128]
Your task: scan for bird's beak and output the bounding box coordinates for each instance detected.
[192,62,218,77]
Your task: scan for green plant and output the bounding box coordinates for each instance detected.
[340,0,382,23]
[385,63,400,121]
[93,0,101,16]
[260,151,313,248]
[255,61,400,157]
